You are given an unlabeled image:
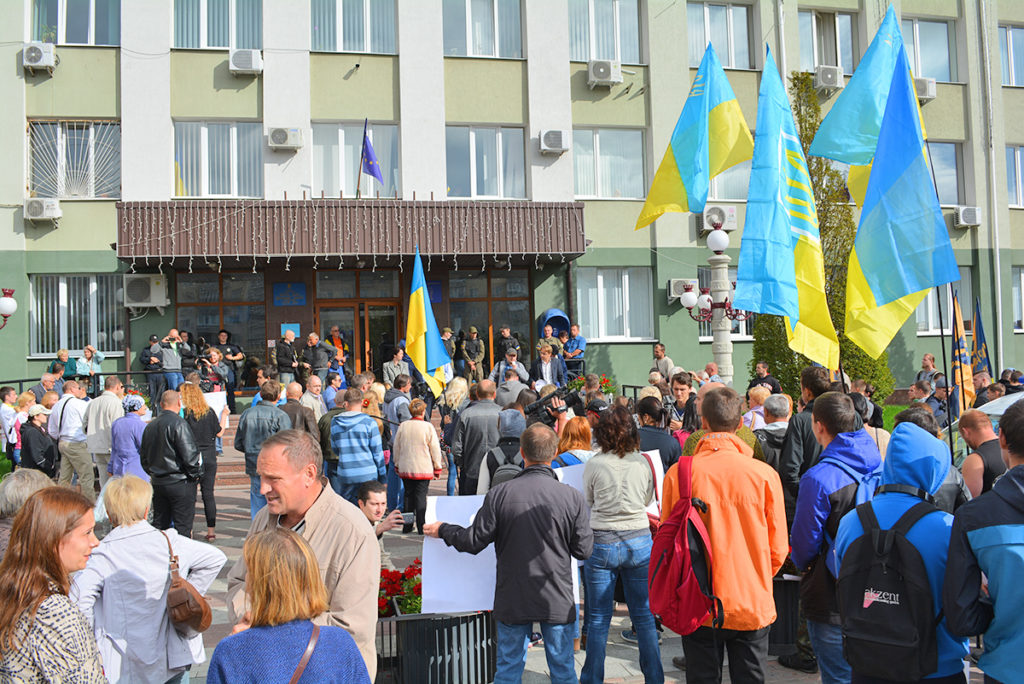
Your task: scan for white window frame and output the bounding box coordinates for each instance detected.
[575,266,655,341]
[1007,145,1024,206]
[32,0,120,46]
[28,120,121,199]
[572,127,645,200]
[571,0,641,64]
[173,0,259,50]
[916,266,973,336]
[688,2,752,69]
[445,125,526,199]
[310,121,401,198]
[696,265,755,341]
[1000,25,1024,86]
[444,0,522,58]
[173,121,263,198]
[1012,266,1024,332]
[310,0,396,54]
[902,17,957,83]
[709,157,751,201]
[799,9,857,74]
[29,274,123,358]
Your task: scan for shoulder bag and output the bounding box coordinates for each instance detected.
[289,625,320,684]
[159,530,212,636]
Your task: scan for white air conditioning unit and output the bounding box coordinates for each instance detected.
[229,48,263,75]
[699,204,738,234]
[123,274,169,308]
[914,77,937,104]
[667,278,697,305]
[23,198,61,221]
[268,127,303,150]
[587,59,623,88]
[813,65,845,93]
[539,129,571,155]
[22,42,56,72]
[954,205,981,228]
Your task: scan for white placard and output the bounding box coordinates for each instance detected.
[642,450,665,518]
[203,391,228,418]
[554,463,586,492]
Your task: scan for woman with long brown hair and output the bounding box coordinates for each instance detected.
[180,379,228,541]
[0,487,105,682]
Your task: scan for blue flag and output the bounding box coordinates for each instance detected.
[361,119,385,185]
[971,297,993,377]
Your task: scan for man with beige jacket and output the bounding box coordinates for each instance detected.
[226,429,381,679]
[82,375,126,487]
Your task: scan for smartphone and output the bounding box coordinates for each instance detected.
[401,512,415,525]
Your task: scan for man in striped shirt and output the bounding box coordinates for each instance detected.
[329,388,385,505]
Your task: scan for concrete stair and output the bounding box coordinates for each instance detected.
[215,415,249,489]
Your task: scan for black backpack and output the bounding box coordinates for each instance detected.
[488,448,523,489]
[836,490,941,681]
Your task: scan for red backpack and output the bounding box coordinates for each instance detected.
[648,454,723,635]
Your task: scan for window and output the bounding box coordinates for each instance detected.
[31,274,123,356]
[573,128,644,199]
[177,272,266,354]
[799,10,856,75]
[173,122,263,197]
[32,0,120,45]
[1000,26,1024,86]
[902,18,956,82]
[916,266,973,335]
[696,266,756,340]
[1013,266,1023,331]
[576,266,653,340]
[442,0,522,58]
[449,269,532,365]
[312,123,400,198]
[687,3,751,69]
[174,0,262,49]
[928,142,962,206]
[446,126,525,198]
[709,158,750,201]
[311,0,395,53]
[29,121,121,199]
[1007,146,1024,206]
[569,0,640,64]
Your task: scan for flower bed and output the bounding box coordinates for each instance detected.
[379,559,422,617]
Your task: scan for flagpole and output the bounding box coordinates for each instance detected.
[356,119,367,199]
[933,285,956,460]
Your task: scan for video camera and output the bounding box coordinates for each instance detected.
[523,385,585,426]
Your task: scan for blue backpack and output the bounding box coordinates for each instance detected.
[819,457,882,577]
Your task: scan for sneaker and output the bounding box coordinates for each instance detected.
[777,653,819,674]
[672,656,686,671]
[620,628,660,644]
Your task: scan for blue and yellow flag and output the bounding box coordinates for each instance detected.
[844,47,960,359]
[733,47,839,368]
[406,248,448,398]
[950,292,976,417]
[635,44,752,229]
[971,297,993,377]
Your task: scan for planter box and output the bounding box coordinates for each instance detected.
[376,611,496,684]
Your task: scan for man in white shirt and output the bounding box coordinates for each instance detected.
[49,380,95,502]
[82,376,126,488]
[300,375,329,421]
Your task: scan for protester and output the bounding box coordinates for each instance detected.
[48,348,78,381]
[563,323,586,374]
[109,395,149,480]
[272,328,301,384]
[329,388,386,504]
[779,366,834,505]
[0,469,53,560]
[986,381,1005,400]
[581,405,663,683]
[235,382,292,517]
[667,372,699,436]
[958,409,1005,498]
[461,326,486,383]
[494,325,521,360]
[282,381,320,438]
[362,384,388,445]
[452,379,502,495]
[850,379,885,428]
[139,335,167,407]
[301,375,329,422]
[28,373,57,404]
[181,380,228,541]
[680,382,768,462]
[850,392,891,459]
[704,362,723,383]
[82,375,124,489]
[426,423,593,684]
[531,343,567,391]
[301,333,339,383]
[40,390,60,411]
[19,404,57,478]
[636,396,681,471]
[71,475,226,682]
[893,406,972,514]
[476,409,527,493]
[355,481,404,539]
[495,366,529,407]
[227,430,381,679]
[916,354,937,385]
[212,330,244,413]
[747,361,782,395]
[141,390,204,538]
[926,378,952,430]
[908,380,932,403]
[650,343,674,379]
[440,376,470,495]
[0,488,105,682]
[151,329,189,391]
[391,399,443,533]
[743,386,770,430]
[553,416,596,467]
[49,381,95,502]
[490,347,530,386]
[11,391,36,467]
[198,346,229,392]
[323,372,343,411]
[1,387,19,467]
[754,393,791,471]
[971,371,992,408]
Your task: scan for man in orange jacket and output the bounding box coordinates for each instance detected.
[660,386,788,682]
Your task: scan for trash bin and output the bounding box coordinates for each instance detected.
[769,576,800,656]
[376,611,496,684]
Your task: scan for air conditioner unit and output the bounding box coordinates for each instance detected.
[268,127,303,150]
[954,205,981,228]
[22,42,56,72]
[539,129,571,155]
[914,77,937,104]
[813,65,845,93]
[587,59,623,89]
[699,204,738,233]
[667,278,697,305]
[23,198,61,221]
[123,274,169,308]
[229,48,263,75]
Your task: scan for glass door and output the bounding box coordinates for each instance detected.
[362,303,398,380]
[316,306,359,373]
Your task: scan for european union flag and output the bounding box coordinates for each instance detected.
[361,119,385,185]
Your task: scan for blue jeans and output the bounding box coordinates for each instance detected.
[446,452,458,496]
[582,534,663,684]
[249,475,266,518]
[807,620,850,684]
[496,621,578,684]
[164,372,185,391]
[280,371,295,385]
[11,448,20,466]
[325,461,343,496]
[386,461,404,511]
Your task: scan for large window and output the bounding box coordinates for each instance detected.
[569,0,640,64]
[697,266,755,340]
[446,126,526,199]
[687,2,751,69]
[173,121,263,198]
[928,142,962,206]
[29,121,121,199]
[576,266,653,340]
[1007,146,1024,206]
[902,18,956,82]
[709,158,750,201]
[31,274,123,356]
[177,272,266,355]
[311,0,395,53]
[1013,266,1024,331]
[32,0,120,45]
[916,266,973,335]
[312,122,400,198]
[443,0,522,58]
[449,269,532,366]
[1000,25,1024,86]
[799,10,856,75]
[174,0,262,49]
[573,128,644,199]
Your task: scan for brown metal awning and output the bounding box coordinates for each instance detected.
[116,199,585,265]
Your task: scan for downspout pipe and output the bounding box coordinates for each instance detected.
[979,0,1005,371]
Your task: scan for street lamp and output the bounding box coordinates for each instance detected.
[0,289,16,331]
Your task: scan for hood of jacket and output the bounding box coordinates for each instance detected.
[384,388,408,405]
[334,410,371,427]
[819,429,882,475]
[881,422,951,496]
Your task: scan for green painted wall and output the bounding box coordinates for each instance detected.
[310,54,398,120]
[170,51,262,119]
[22,201,118,253]
[444,58,526,124]
[25,47,119,118]
[570,64,648,126]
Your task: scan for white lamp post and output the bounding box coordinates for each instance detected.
[0,289,16,331]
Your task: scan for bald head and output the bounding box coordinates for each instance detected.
[286,382,303,400]
[696,381,724,417]
[477,379,496,400]
[160,390,180,409]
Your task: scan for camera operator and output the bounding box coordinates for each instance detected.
[665,372,698,435]
[636,396,682,470]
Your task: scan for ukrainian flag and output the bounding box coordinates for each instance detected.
[844,47,959,359]
[406,248,448,398]
[635,44,752,230]
[733,48,839,369]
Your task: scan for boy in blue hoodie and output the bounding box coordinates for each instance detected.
[835,422,970,684]
[791,391,880,684]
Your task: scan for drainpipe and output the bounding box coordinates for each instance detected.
[565,261,575,323]
[776,0,787,78]
[979,0,1005,371]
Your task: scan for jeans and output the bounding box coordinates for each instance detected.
[280,371,295,385]
[581,534,663,684]
[324,461,343,496]
[338,481,362,505]
[807,620,851,684]
[164,372,185,391]
[680,625,770,684]
[496,621,578,684]
[9,446,20,467]
[402,479,430,533]
[446,452,458,496]
[152,480,197,539]
[386,461,405,511]
[249,475,266,518]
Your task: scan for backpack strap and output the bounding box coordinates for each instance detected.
[676,453,694,501]
[876,484,936,505]
[553,453,568,467]
[889,501,938,538]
